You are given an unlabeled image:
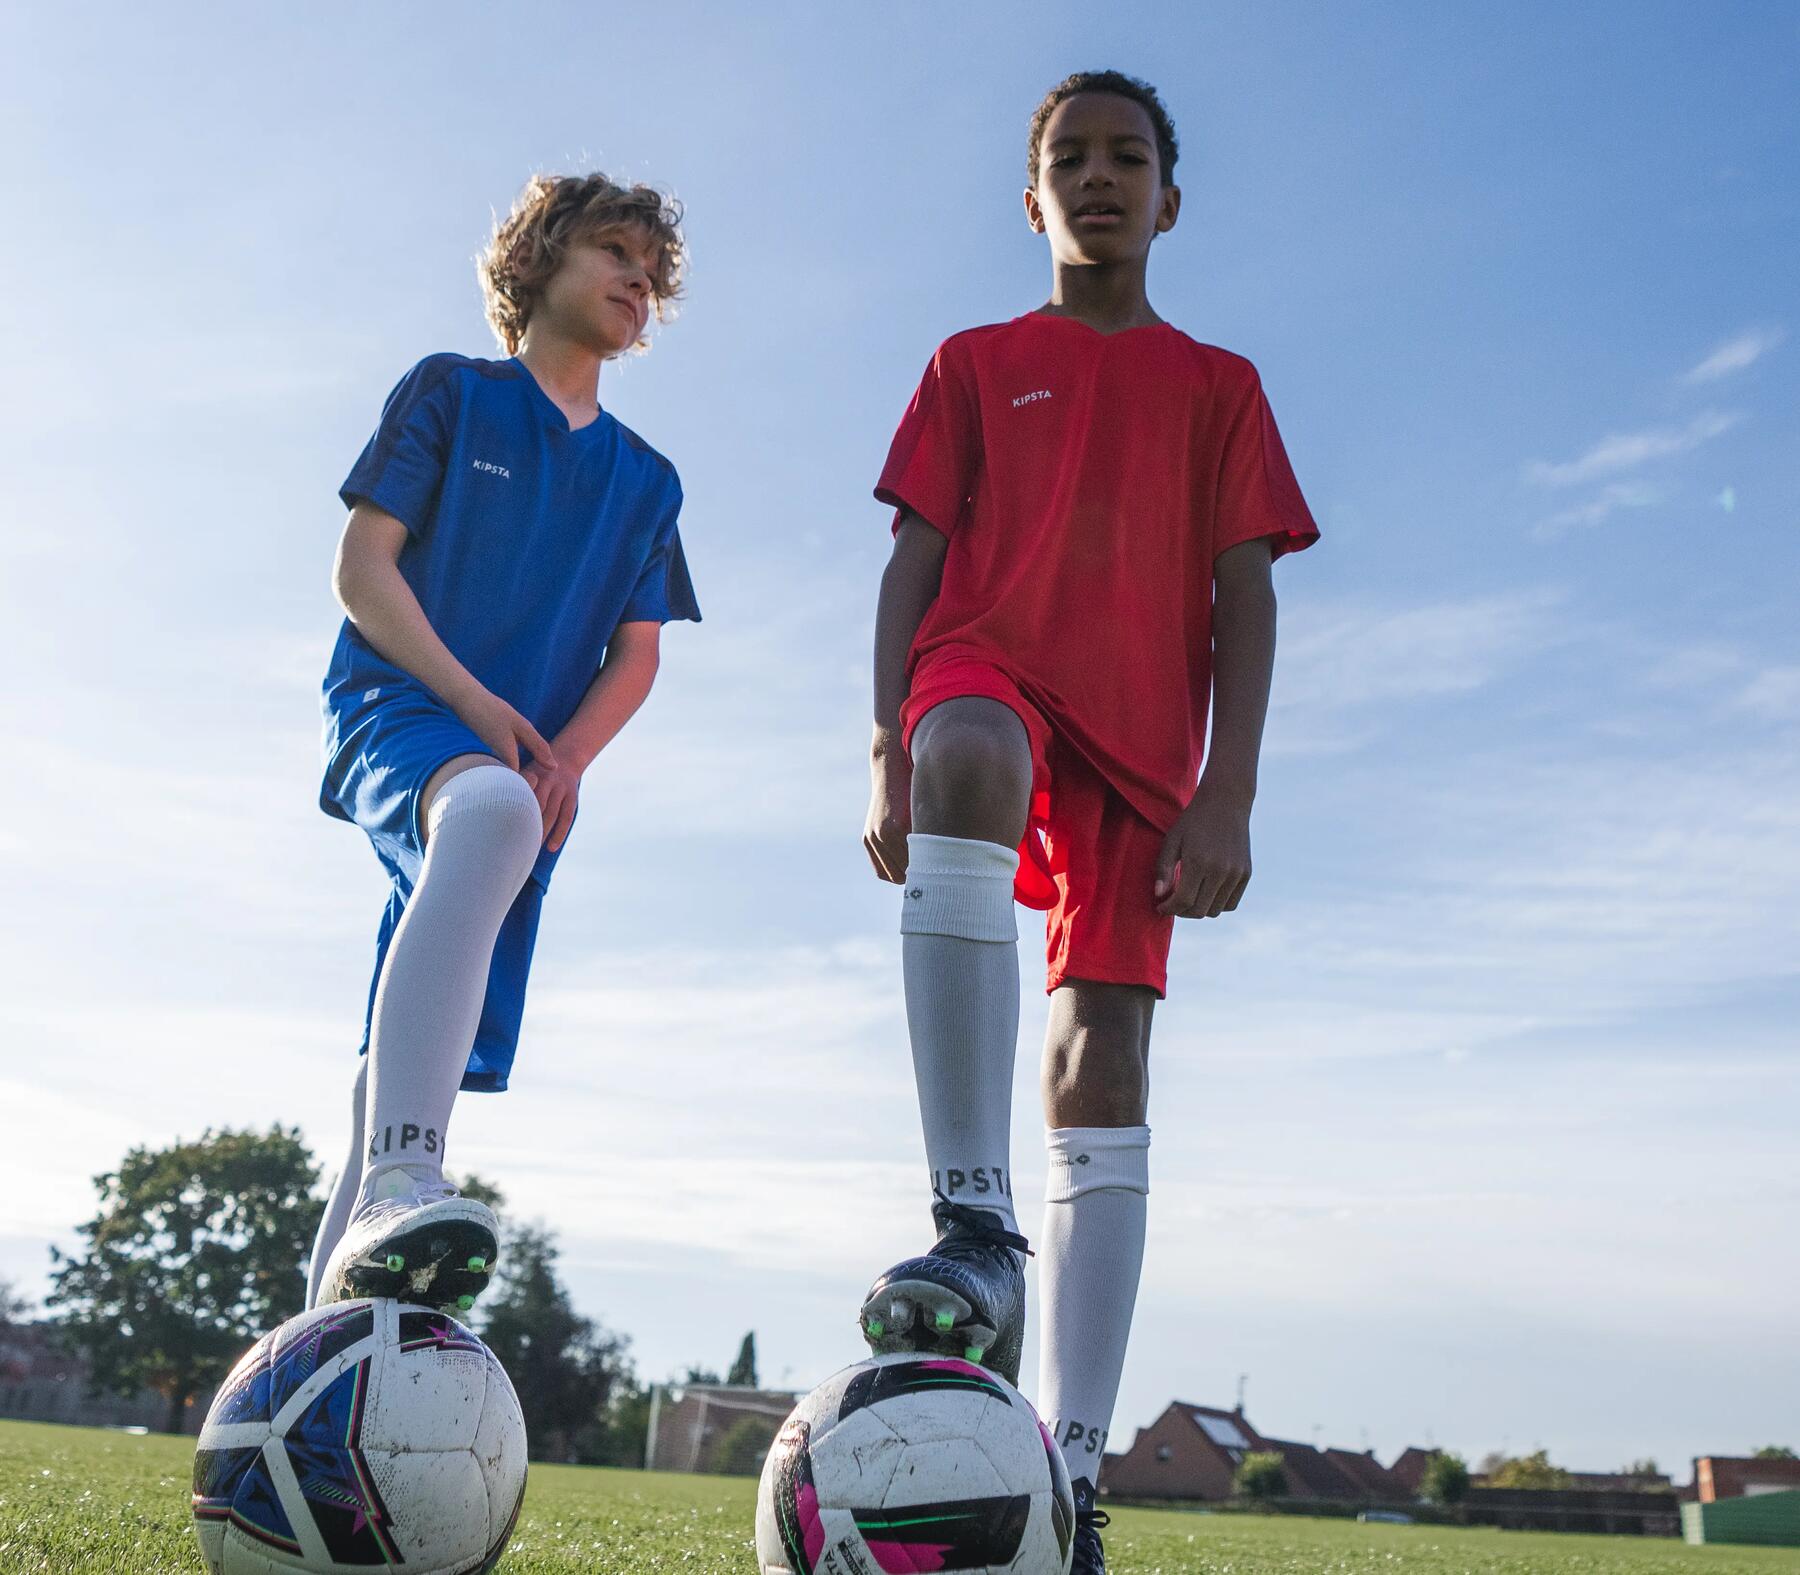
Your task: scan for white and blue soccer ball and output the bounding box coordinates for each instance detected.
[756,1353,1074,1574]
[191,1298,527,1574]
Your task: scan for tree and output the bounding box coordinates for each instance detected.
[477,1222,636,1464]
[0,1277,30,1328]
[714,1414,782,1476]
[1488,1450,1572,1490]
[47,1127,321,1434]
[1753,1445,1796,1460]
[0,1278,32,1385]
[727,1331,758,1388]
[1621,1457,1661,1483]
[1420,1451,1471,1506]
[1234,1451,1288,1501]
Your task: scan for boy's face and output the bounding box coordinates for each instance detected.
[1025,93,1180,263]
[534,223,660,356]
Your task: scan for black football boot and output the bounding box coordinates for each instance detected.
[857,1196,1029,1384]
[1069,1477,1110,1575]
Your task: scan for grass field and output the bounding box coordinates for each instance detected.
[3,1420,1793,1574]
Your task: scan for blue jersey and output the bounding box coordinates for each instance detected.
[324,353,698,770]
[319,353,699,1091]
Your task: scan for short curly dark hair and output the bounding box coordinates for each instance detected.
[1027,71,1179,189]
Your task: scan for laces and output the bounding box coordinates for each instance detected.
[932,1191,1033,1256]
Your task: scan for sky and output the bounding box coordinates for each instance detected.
[1,1,1795,1480]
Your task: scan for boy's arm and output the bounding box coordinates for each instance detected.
[863,512,949,882]
[521,622,661,851]
[1154,537,1279,918]
[334,502,556,769]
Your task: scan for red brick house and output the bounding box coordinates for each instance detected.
[1388,1445,1437,1496]
[1104,1402,1276,1501]
[1693,1456,1800,1503]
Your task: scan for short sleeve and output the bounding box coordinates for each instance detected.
[873,340,982,538]
[339,357,462,535]
[1213,369,1319,563]
[620,490,701,626]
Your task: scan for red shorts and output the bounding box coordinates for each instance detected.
[902,657,1175,996]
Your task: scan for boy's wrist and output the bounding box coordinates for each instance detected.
[1195,766,1257,809]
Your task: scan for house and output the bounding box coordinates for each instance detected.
[1324,1446,1410,1499]
[646,1382,798,1475]
[1388,1445,1438,1496]
[0,1321,209,1434]
[1260,1437,1368,1500]
[1692,1456,1800,1503]
[1104,1402,1277,1501]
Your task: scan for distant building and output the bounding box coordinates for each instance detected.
[1104,1402,1276,1501]
[646,1383,798,1475]
[1388,1445,1438,1496]
[1105,1402,1411,1504]
[0,1322,209,1435]
[1692,1456,1800,1503]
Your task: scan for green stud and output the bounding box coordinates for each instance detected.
[933,1310,956,1332]
[456,1295,476,1312]
[964,1345,986,1364]
[467,1256,489,1273]
[865,1317,885,1339]
[385,1254,405,1273]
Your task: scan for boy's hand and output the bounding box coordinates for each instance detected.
[521,758,581,851]
[864,752,913,883]
[1153,782,1252,918]
[457,688,557,773]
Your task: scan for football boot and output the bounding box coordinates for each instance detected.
[1070,1477,1110,1575]
[320,1173,498,1316]
[858,1196,1028,1384]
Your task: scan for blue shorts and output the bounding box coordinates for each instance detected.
[321,683,561,1094]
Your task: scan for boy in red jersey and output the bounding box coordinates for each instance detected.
[859,72,1317,1571]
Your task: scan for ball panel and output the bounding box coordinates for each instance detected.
[362,1449,495,1567]
[266,1303,376,1421]
[361,1308,489,1452]
[886,1438,1009,1502]
[838,1357,1017,1430]
[807,1406,905,1507]
[470,1352,528,1551]
[207,1332,276,1429]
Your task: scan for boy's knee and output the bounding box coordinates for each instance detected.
[911,703,1032,836]
[426,764,542,880]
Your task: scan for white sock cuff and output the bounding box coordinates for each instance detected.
[1045,1125,1151,1202]
[901,834,1019,942]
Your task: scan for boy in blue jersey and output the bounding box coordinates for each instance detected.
[307,172,699,1315]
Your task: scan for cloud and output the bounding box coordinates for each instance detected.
[1269,589,1562,753]
[1525,411,1740,488]
[1736,666,1800,720]
[1533,480,1660,538]
[1682,327,1784,384]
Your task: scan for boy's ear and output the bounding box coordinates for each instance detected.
[1023,186,1047,234]
[1156,184,1182,235]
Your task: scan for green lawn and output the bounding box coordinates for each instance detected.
[2,1419,1792,1574]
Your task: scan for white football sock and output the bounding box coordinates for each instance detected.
[359,763,542,1206]
[1038,1125,1151,1487]
[307,1059,367,1308]
[901,833,1021,1233]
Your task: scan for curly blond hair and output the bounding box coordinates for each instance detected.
[479,172,686,355]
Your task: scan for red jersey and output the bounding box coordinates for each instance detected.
[875,312,1318,830]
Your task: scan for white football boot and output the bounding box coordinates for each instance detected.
[320,1172,498,1316]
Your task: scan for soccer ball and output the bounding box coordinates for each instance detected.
[191,1299,526,1575]
[756,1353,1074,1574]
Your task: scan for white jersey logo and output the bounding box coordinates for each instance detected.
[472,459,511,479]
[1011,389,1053,408]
